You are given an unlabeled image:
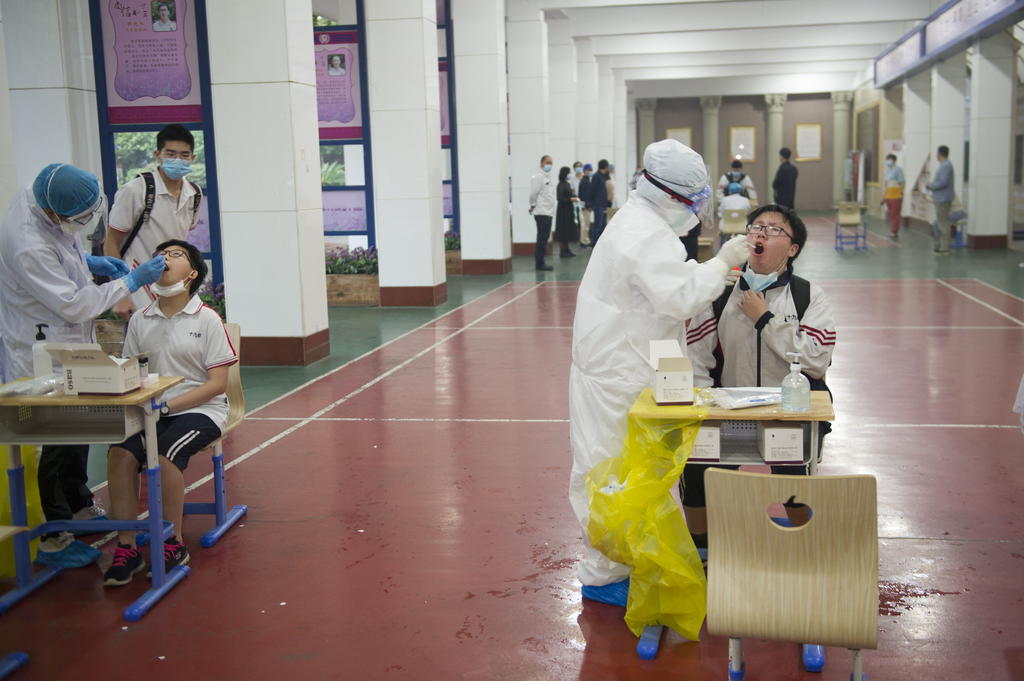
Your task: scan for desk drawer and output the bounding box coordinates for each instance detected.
[0,404,144,445]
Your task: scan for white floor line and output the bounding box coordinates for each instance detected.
[246,281,518,416]
[247,416,570,423]
[936,279,1024,326]
[841,325,1023,330]
[847,423,1018,429]
[970,277,1024,303]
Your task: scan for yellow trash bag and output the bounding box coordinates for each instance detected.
[586,398,707,640]
[0,445,43,577]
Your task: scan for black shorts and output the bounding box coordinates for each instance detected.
[114,413,221,472]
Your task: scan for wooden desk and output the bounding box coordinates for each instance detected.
[0,376,186,621]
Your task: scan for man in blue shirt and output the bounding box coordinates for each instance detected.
[926,145,955,254]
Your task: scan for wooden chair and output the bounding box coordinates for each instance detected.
[719,209,748,247]
[705,469,877,680]
[835,201,867,251]
[182,322,248,547]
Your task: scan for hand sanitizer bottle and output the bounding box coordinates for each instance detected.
[781,351,810,413]
[32,323,52,378]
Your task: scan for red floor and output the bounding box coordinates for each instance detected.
[2,279,1023,681]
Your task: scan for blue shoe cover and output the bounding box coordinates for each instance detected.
[34,540,101,568]
[581,578,630,607]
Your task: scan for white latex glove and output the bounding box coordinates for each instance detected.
[725,267,742,286]
[714,234,753,269]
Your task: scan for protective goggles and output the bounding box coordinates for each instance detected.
[642,170,711,216]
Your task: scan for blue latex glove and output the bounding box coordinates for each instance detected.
[85,254,130,277]
[123,255,166,293]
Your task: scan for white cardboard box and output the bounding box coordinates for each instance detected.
[648,340,693,405]
[757,422,804,463]
[46,344,141,396]
[691,422,721,461]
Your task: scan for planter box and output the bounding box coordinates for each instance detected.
[326,273,380,306]
[445,249,462,275]
[94,319,127,356]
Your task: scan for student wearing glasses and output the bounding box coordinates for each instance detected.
[105,124,203,319]
[682,204,836,545]
[103,239,237,586]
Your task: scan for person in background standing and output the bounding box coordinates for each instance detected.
[577,164,594,248]
[882,153,905,240]
[588,160,610,245]
[926,145,955,255]
[529,154,557,271]
[555,166,577,259]
[772,147,798,209]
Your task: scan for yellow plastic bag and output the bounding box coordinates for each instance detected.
[586,395,707,640]
[0,445,42,577]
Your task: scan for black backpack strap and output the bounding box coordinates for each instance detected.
[188,180,202,218]
[119,172,156,259]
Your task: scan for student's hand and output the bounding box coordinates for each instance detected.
[738,289,769,322]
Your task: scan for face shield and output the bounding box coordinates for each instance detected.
[60,194,106,235]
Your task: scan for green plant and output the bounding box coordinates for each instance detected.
[444,229,460,251]
[320,160,346,186]
[198,282,226,320]
[326,246,379,275]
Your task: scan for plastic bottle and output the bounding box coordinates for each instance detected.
[31,323,52,378]
[781,351,810,413]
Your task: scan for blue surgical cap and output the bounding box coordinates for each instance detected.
[32,163,100,217]
[583,163,593,171]
[727,182,743,195]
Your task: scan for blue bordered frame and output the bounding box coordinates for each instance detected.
[318,5,376,247]
[439,0,461,232]
[87,0,225,285]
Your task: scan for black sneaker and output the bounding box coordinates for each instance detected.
[103,544,145,586]
[146,540,190,578]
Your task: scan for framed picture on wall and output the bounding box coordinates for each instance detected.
[666,127,692,148]
[729,126,756,161]
[795,123,822,162]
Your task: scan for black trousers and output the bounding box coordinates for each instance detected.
[590,207,608,246]
[534,215,552,266]
[38,444,93,522]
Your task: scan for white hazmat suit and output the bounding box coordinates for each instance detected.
[569,140,751,590]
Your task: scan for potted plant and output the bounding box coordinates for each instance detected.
[444,229,461,275]
[94,309,126,356]
[325,246,380,306]
[198,281,227,320]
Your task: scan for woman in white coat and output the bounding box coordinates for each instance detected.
[569,140,752,605]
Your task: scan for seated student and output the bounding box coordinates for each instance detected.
[717,159,757,202]
[103,239,237,586]
[718,181,751,218]
[683,204,836,546]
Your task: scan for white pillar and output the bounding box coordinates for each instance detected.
[575,38,598,165]
[637,99,656,156]
[612,75,628,206]
[547,16,576,170]
[967,34,1014,246]
[207,0,329,361]
[932,54,966,204]
[701,96,722,203]
[765,93,787,197]
[365,0,446,304]
[2,0,100,187]
[452,0,511,273]
[831,91,853,204]
[596,57,614,165]
[626,96,637,184]
[0,3,17,209]
[506,0,549,253]
[902,70,932,219]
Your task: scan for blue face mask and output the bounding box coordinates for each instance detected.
[162,158,191,180]
[742,269,778,292]
[542,164,552,173]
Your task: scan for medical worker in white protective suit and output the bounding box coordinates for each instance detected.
[0,163,166,567]
[569,139,752,606]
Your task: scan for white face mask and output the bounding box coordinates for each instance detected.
[150,277,191,298]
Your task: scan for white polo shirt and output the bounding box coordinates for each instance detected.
[109,170,199,310]
[123,295,237,432]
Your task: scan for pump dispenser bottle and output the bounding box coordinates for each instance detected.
[32,323,52,378]
[781,351,810,412]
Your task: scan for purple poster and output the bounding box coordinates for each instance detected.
[315,30,363,140]
[436,0,446,26]
[101,0,202,124]
[443,183,452,217]
[186,200,210,252]
[439,60,450,146]
[323,191,367,232]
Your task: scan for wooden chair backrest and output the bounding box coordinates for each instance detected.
[837,201,862,225]
[222,323,245,436]
[721,210,748,235]
[705,468,878,650]
[0,525,28,543]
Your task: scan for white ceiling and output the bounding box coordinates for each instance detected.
[541,0,947,99]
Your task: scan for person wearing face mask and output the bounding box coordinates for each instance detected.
[882,154,905,240]
[528,154,557,271]
[0,163,166,568]
[103,239,237,586]
[577,163,594,248]
[683,204,836,544]
[569,139,752,607]
[106,124,203,319]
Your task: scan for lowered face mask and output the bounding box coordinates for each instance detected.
[150,277,191,298]
[742,269,778,292]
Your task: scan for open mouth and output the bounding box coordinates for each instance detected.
[754,243,765,255]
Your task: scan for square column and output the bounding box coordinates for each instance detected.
[0,3,16,210]
[701,96,722,206]
[831,91,853,204]
[596,57,614,164]
[507,0,549,254]
[626,96,637,184]
[575,38,598,165]
[902,70,931,221]
[636,99,656,156]
[547,16,576,170]
[207,0,330,363]
[612,75,628,205]
[452,0,511,274]
[365,0,447,303]
[764,94,787,196]
[932,54,966,208]
[967,34,1013,248]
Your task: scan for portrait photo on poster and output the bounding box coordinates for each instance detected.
[152,1,177,32]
